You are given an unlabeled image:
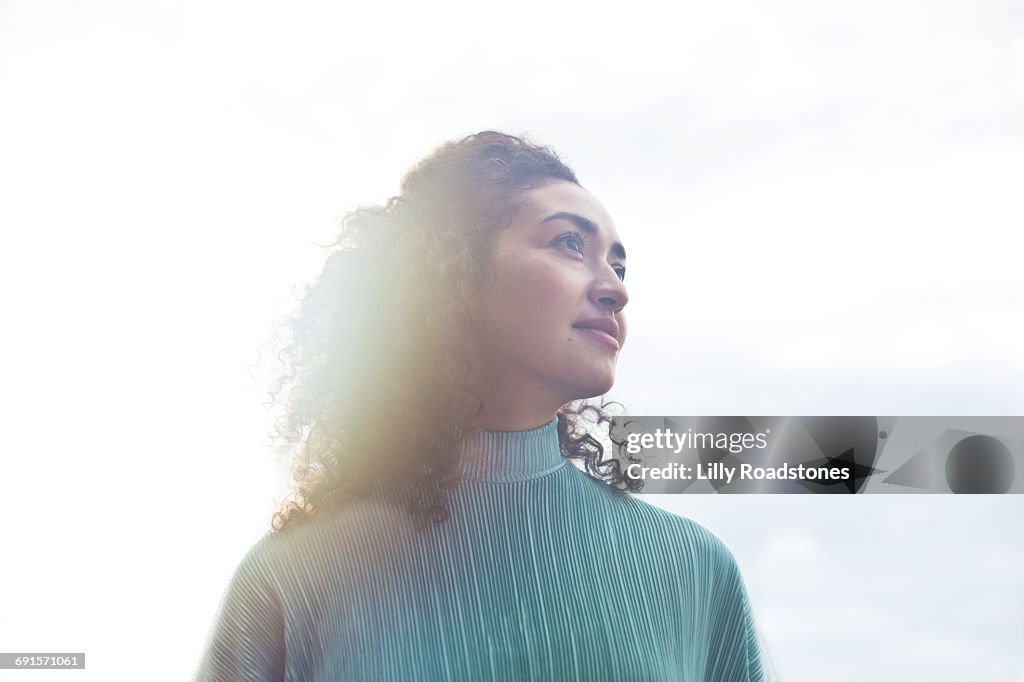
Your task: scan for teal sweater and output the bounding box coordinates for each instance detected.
[194,418,773,681]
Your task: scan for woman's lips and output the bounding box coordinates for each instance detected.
[574,326,620,350]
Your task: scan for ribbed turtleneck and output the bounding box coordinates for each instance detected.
[457,416,566,482]
[195,416,776,682]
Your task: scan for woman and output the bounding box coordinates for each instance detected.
[194,131,775,681]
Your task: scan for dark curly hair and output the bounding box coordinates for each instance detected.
[265,130,642,532]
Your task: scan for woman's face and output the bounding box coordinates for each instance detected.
[469,180,629,412]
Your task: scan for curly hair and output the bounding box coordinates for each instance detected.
[265,130,642,532]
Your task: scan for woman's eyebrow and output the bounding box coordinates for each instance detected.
[538,211,627,260]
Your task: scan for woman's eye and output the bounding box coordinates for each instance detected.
[614,267,626,282]
[556,232,586,254]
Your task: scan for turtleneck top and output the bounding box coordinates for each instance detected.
[193,418,774,681]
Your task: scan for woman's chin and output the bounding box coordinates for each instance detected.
[563,372,616,403]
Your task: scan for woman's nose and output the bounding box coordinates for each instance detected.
[591,264,629,312]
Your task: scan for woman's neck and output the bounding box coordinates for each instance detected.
[470,373,567,432]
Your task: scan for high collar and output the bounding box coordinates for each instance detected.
[457,417,566,482]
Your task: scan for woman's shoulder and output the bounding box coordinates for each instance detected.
[236,496,420,583]
[587,490,741,582]
[566,466,737,564]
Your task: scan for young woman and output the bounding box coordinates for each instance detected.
[194,131,775,681]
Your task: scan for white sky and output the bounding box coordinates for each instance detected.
[0,1,1022,680]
